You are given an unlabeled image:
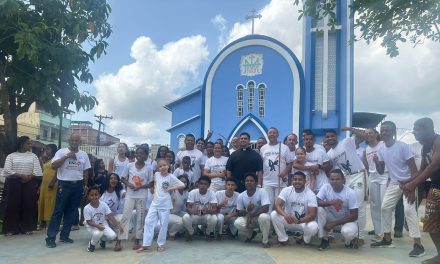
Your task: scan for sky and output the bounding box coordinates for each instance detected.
[73,0,440,146]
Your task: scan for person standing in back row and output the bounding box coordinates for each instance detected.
[45,133,91,248]
[370,121,425,258]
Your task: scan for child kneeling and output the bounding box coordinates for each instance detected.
[84,187,124,252]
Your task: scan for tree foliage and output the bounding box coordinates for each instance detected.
[0,0,112,158]
[295,0,440,57]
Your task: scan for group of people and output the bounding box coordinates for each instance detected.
[1,117,439,264]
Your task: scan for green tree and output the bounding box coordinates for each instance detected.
[296,0,440,57]
[0,0,112,161]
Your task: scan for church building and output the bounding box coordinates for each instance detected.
[165,1,354,151]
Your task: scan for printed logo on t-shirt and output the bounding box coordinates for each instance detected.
[161,181,170,191]
[92,212,105,225]
[334,152,352,174]
[268,159,279,171]
[66,160,81,171]
[106,198,116,210]
[286,201,306,218]
[132,175,143,187]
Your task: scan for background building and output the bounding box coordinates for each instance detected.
[70,120,120,146]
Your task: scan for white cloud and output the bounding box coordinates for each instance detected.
[94,35,209,146]
[354,39,440,131]
[219,0,303,59]
[211,14,228,50]
[215,0,440,132]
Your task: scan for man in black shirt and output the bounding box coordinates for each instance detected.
[226,132,263,192]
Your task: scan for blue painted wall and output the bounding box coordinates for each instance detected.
[207,44,296,142]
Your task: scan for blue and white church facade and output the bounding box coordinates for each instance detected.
[165,0,354,151]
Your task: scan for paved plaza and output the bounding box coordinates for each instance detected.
[0,207,436,264]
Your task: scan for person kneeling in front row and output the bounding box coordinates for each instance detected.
[317,169,359,250]
[234,172,272,248]
[183,176,218,241]
[271,171,318,246]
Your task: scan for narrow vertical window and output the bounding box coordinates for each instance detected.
[258,83,265,117]
[236,85,244,117]
[247,81,255,112]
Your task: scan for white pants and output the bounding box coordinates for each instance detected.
[369,178,387,235]
[317,207,358,243]
[234,213,271,244]
[86,225,117,246]
[120,197,146,240]
[345,171,367,239]
[381,183,420,238]
[217,214,237,235]
[263,185,284,212]
[270,211,318,243]
[108,214,122,234]
[142,207,169,247]
[168,214,184,236]
[182,213,218,235]
[209,180,225,192]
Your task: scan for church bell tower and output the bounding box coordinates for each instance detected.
[302,0,354,138]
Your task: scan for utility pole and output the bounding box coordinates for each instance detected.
[94,114,112,146]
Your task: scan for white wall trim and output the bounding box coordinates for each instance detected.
[204,39,301,138]
[229,115,269,143]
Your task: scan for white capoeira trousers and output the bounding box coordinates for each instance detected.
[381,183,421,238]
[369,175,387,235]
[345,171,367,239]
[119,197,146,240]
[263,185,284,212]
[216,214,237,235]
[270,211,318,243]
[86,225,117,246]
[234,213,271,244]
[168,214,184,236]
[317,207,358,243]
[142,207,169,247]
[182,213,218,235]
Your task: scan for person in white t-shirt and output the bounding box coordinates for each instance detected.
[204,143,228,192]
[229,136,239,154]
[235,172,272,248]
[84,187,123,252]
[176,134,205,184]
[298,130,332,193]
[46,133,91,248]
[370,121,425,258]
[317,169,359,250]
[183,176,218,241]
[260,127,294,211]
[292,147,316,191]
[271,171,318,245]
[99,173,126,251]
[108,143,129,176]
[284,133,298,186]
[168,175,190,239]
[324,127,367,242]
[173,156,195,187]
[118,146,153,250]
[137,159,185,252]
[363,128,388,241]
[216,177,240,238]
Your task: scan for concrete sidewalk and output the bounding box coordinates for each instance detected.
[0,202,437,264]
[0,224,436,264]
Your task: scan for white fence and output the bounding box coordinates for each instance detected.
[79,146,118,167]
